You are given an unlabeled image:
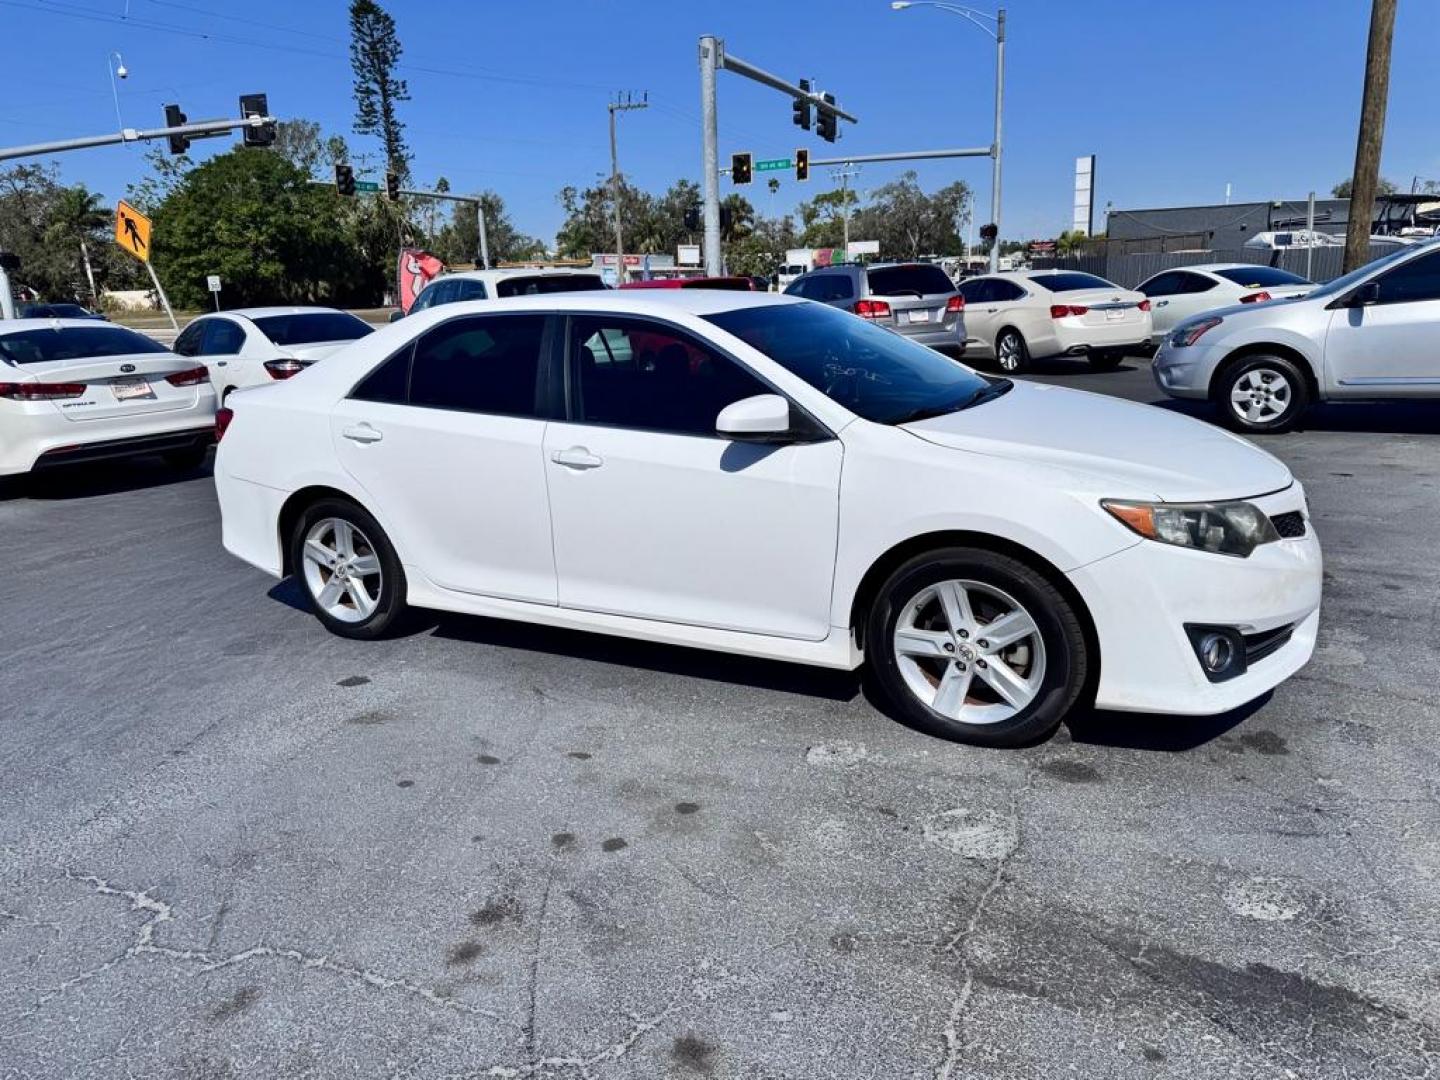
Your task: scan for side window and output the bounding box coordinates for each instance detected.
[451,279,488,301]
[785,277,811,298]
[992,280,1025,302]
[1140,272,1181,297]
[351,344,412,404]
[959,279,992,304]
[1375,251,1440,304]
[1175,272,1218,294]
[572,316,770,437]
[412,281,449,311]
[173,323,205,357]
[818,274,856,302]
[201,319,245,356]
[408,314,547,417]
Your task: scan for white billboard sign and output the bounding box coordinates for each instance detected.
[1072,155,1096,236]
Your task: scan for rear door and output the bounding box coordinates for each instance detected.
[331,312,560,602]
[1140,271,1221,341]
[865,264,959,337]
[957,278,999,354]
[1324,248,1440,396]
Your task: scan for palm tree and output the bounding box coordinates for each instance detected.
[44,186,108,306]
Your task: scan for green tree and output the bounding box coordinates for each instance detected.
[1055,229,1087,255]
[437,191,545,265]
[851,171,970,258]
[151,147,359,307]
[1333,176,1397,198]
[556,178,656,258]
[350,0,411,183]
[43,186,112,306]
[797,187,857,248]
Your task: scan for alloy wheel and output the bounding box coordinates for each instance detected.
[301,517,383,624]
[997,333,1022,371]
[1230,367,1292,424]
[892,578,1046,725]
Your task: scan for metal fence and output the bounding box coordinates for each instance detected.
[1031,243,1408,288]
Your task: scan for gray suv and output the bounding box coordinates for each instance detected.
[784,262,965,353]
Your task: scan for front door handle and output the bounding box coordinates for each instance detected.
[1156,300,1169,307]
[342,424,383,444]
[551,446,603,470]
[985,307,997,313]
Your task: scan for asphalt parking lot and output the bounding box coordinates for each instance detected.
[1,357,1437,1079]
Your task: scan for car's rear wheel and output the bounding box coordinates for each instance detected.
[1087,349,1126,371]
[995,328,1029,374]
[290,498,407,639]
[865,547,1088,747]
[1216,354,1309,434]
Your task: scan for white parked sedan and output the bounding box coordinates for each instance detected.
[1137,264,1315,346]
[955,270,1152,373]
[214,292,1320,747]
[173,307,375,401]
[0,320,215,475]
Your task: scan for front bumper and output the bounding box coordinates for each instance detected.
[1152,339,1226,400]
[1067,485,1322,715]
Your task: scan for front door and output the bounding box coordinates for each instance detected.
[543,314,843,641]
[1324,249,1440,396]
[331,312,559,603]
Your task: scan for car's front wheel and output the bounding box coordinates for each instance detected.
[995,328,1030,374]
[290,498,408,639]
[1216,354,1309,434]
[865,547,1089,747]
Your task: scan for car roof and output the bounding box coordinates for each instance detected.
[0,318,139,335]
[200,306,352,319]
[414,289,804,319]
[442,267,601,281]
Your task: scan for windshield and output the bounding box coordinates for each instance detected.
[1308,244,1427,300]
[704,302,992,425]
[252,312,374,346]
[0,325,167,365]
[1213,266,1311,288]
[866,264,955,297]
[1026,272,1117,293]
[496,274,607,297]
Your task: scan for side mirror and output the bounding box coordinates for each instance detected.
[388,309,405,323]
[1348,281,1381,307]
[716,393,792,442]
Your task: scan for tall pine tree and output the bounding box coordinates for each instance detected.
[349,0,411,183]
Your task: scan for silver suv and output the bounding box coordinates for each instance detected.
[1153,239,1440,432]
[784,262,965,353]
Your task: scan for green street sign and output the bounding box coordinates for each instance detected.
[355,180,381,193]
[755,158,792,172]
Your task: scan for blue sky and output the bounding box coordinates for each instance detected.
[3,0,1438,246]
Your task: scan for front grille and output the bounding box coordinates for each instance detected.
[1243,623,1295,665]
[1270,511,1306,539]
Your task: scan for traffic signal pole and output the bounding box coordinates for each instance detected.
[398,189,490,269]
[0,114,276,164]
[698,36,858,275]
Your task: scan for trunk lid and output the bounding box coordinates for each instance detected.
[13,352,205,421]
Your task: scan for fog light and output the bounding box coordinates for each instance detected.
[1184,625,1248,683]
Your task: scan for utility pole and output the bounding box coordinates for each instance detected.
[1343,0,1397,273]
[989,8,1005,272]
[830,165,860,250]
[608,92,648,285]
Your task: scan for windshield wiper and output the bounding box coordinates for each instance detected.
[890,379,1013,425]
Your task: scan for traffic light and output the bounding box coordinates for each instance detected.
[979,223,999,243]
[385,171,401,201]
[795,148,810,182]
[731,152,752,185]
[238,93,275,148]
[816,93,838,142]
[792,78,811,130]
[684,204,700,232]
[334,163,356,198]
[163,104,190,155]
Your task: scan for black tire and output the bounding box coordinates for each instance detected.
[162,443,209,471]
[865,547,1088,748]
[1214,353,1310,434]
[1087,349,1126,371]
[289,497,408,640]
[994,328,1030,374]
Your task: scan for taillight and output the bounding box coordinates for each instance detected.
[1049,304,1088,319]
[854,299,892,319]
[1138,299,1152,312]
[164,365,209,387]
[215,406,234,442]
[0,381,87,400]
[1239,291,1272,304]
[945,295,965,313]
[264,359,304,379]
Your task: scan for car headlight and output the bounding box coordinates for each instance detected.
[1169,316,1222,347]
[1102,499,1280,557]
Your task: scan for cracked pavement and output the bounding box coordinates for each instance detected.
[1,359,1438,1078]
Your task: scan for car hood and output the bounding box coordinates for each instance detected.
[903,380,1292,502]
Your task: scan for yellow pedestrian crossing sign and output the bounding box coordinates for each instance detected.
[115,200,152,263]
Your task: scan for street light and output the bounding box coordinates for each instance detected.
[891,1,1005,272]
[107,51,128,133]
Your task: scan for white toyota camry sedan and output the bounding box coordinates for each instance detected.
[1,319,215,476]
[173,307,375,401]
[214,291,1321,746]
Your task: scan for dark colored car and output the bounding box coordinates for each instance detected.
[17,302,107,320]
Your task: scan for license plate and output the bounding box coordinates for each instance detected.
[908,309,930,324]
[1106,308,1126,321]
[111,378,155,401]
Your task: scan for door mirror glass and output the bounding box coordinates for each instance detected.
[1349,281,1381,307]
[716,393,791,441]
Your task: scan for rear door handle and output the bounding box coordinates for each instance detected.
[1156,300,1169,307]
[342,424,383,444]
[551,447,603,470]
